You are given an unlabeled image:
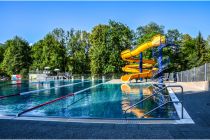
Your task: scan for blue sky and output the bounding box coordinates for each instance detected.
[0,1,210,44]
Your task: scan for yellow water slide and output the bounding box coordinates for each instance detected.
[121,34,166,82]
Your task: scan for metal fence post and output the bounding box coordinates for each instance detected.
[205,63,207,81]
[186,70,189,82]
[102,76,105,82]
[177,73,179,82]
[181,71,182,82]
[194,67,196,81]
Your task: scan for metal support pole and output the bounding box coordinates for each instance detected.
[139,52,143,81]
[181,72,182,82]
[177,73,179,82]
[102,76,105,82]
[194,67,196,81]
[187,71,189,82]
[158,44,163,86]
[205,63,207,81]
[166,85,184,119]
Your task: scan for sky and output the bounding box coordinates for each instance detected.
[0,1,210,44]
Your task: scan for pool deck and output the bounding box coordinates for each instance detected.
[0,82,210,138]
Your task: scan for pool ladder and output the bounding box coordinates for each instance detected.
[124,85,184,119]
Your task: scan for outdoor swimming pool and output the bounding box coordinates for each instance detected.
[0,80,179,119]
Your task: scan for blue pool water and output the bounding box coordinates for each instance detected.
[0,80,178,119]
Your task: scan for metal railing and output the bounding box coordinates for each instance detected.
[124,85,167,118]
[124,85,184,119]
[141,101,179,118]
[166,63,210,82]
[143,85,183,119]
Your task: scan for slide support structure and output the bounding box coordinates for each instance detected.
[139,52,143,81]
[158,44,164,87]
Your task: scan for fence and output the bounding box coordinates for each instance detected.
[71,74,124,80]
[29,63,210,82]
[165,63,209,82]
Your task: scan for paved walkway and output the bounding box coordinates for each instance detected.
[0,86,210,138]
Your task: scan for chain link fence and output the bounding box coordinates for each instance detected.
[165,63,209,82]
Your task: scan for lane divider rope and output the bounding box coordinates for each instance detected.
[0,81,88,99]
[20,81,86,95]
[16,93,75,117]
[16,81,107,117]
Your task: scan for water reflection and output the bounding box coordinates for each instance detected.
[121,84,154,118]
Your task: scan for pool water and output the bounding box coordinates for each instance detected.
[0,80,80,96]
[0,80,102,115]
[0,80,179,119]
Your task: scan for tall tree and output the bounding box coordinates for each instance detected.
[206,35,210,61]
[165,29,182,72]
[66,29,90,74]
[89,20,133,75]
[31,34,66,71]
[0,43,7,76]
[2,36,31,76]
[107,20,133,73]
[206,35,210,49]
[180,34,197,69]
[195,32,207,65]
[166,29,182,44]
[89,24,110,74]
[0,43,6,64]
[136,22,164,59]
[51,28,70,72]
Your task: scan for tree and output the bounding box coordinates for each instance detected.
[2,36,31,76]
[51,28,70,72]
[31,34,66,71]
[30,40,44,70]
[136,22,164,43]
[89,20,133,75]
[106,20,133,73]
[0,43,6,64]
[51,28,66,46]
[166,29,182,44]
[179,34,197,69]
[136,22,164,59]
[0,43,7,76]
[206,35,210,49]
[195,32,207,65]
[66,29,90,74]
[89,24,110,74]
[206,35,210,61]
[165,29,182,72]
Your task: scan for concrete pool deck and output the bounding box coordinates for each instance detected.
[0,81,210,138]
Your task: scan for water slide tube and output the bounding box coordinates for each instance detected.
[121,34,165,82]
